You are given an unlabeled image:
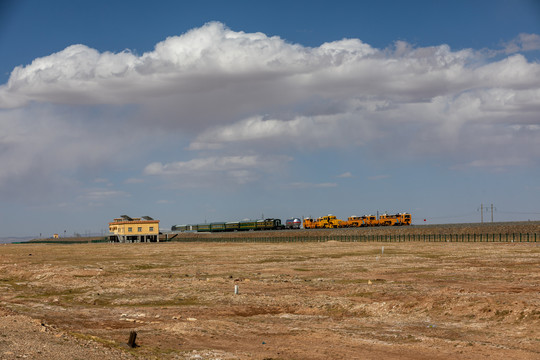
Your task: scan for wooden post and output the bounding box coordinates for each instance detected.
[127,331,137,348]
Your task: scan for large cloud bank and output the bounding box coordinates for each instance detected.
[1,22,539,196]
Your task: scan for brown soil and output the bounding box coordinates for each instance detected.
[1,228,539,359]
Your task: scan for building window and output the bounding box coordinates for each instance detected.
[149,227,154,232]
[128,227,132,232]
[138,227,142,232]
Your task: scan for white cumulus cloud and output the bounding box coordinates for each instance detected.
[144,155,292,187]
[503,33,540,54]
[0,23,539,199]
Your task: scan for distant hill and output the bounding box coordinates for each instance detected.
[0,236,34,244]
[0,236,109,244]
[25,236,108,244]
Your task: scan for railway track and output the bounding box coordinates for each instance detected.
[169,221,540,241]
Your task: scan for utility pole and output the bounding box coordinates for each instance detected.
[479,203,495,223]
[480,203,483,223]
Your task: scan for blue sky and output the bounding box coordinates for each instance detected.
[1,0,540,237]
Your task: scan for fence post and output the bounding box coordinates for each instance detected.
[127,331,137,348]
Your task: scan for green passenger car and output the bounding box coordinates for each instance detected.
[239,220,257,230]
[210,222,226,232]
[197,223,211,232]
[225,222,240,231]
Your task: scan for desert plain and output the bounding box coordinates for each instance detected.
[0,231,539,359]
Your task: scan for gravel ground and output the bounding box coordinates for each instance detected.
[1,222,539,359]
[0,308,135,360]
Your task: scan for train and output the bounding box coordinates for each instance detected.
[172,218,284,232]
[171,214,410,232]
[303,213,412,228]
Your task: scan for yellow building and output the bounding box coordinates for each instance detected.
[108,215,160,243]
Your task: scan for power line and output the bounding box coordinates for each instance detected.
[426,212,477,220]
[497,211,540,215]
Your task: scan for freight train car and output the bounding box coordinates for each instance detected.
[344,215,378,227]
[303,215,343,229]
[285,218,302,229]
[303,213,412,229]
[378,213,412,226]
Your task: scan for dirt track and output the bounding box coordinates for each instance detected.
[1,238,539,359]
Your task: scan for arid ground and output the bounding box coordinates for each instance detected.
[1,233,539,359]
